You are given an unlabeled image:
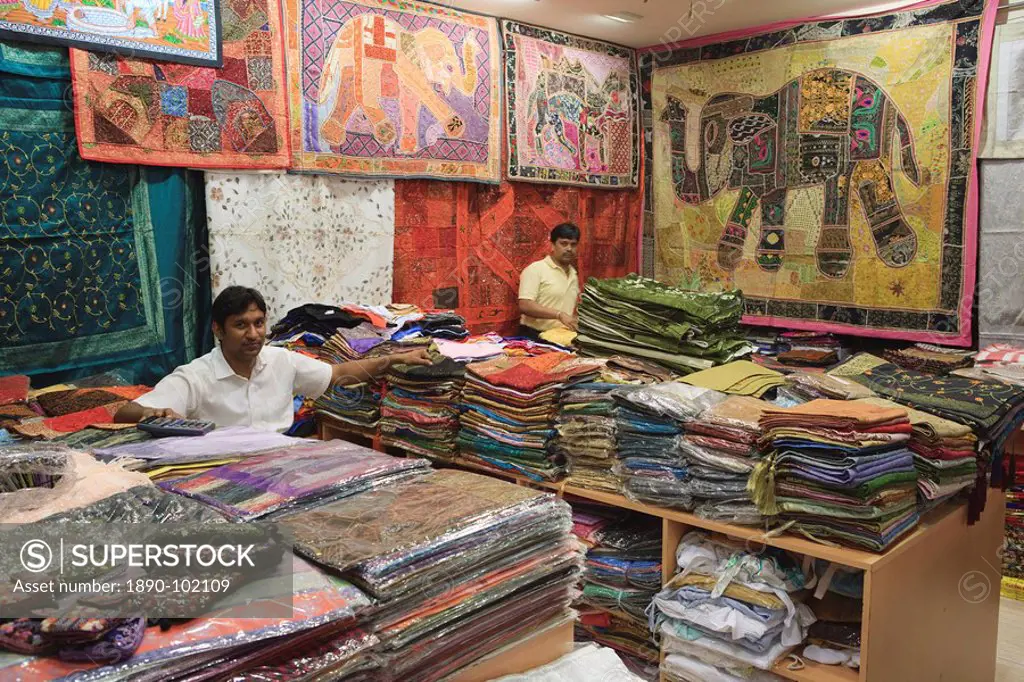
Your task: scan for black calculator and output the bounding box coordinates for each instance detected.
[137,417,216,437]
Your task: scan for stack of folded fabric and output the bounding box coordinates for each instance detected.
[314,333,391,437]
[160,441,430,521]
[391,311,469,341]
[681,396,772,525]
[680,361,786,398]
[434,334,507,362]
[458,353,602,480]
[613,383,726,508]
[751,399,920,551]
[270,303,364,342]
[283,470,580,682]
[93,426,300,470]
[553,382,623,492]
[576,275,754,374]
[857,397,978,510]
[9,384,153,441]
[783,372,876,402]
[379,357,466,460]
[775,331,846,369]
[652,531,815,675]
[882,343,974,375]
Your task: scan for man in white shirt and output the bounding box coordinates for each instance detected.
[115,286,430,432]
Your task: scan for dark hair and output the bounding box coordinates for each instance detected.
[212,286,267,328]
[550,223,580,243]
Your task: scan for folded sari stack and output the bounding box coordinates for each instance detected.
[458,353,602,481]
[681,396,772,525]
[613,384,726,509]
[314,334,391,437]
[575,275,754,375]
[857,398,978,510]
[553,382,622,492]
[379,358,465,460]
[680,361,786,398]
[283,470,580,682]
[652,531,815,676]
[160,441,430,521]
[882,343,974,375]
[751,399,920,551]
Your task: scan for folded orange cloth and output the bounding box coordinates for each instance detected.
[760,398,908,431]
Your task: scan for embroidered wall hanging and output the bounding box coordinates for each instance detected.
[0,0,221,66]
[393,180,641,334]
[645,0,996,346]
[69,0,287,168]
[502,20,639,189]
[283,0,501,181]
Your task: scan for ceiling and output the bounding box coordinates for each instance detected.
[445,0,917,48]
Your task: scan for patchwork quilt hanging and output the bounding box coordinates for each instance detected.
[0,0,221,66]
[501,20,639,189]
[68,0,288,168]
[647,0,997,345]
[392,179,641,334]
[283,0,501,181]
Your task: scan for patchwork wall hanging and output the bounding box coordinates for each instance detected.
[283,0,501,181]
[0,0,221,66]
[501,20,639,189]
[645,0,996,346]
[0,41,210,385]
[392,179,641,334]
[205,172,395,322]
[68,0,287,168]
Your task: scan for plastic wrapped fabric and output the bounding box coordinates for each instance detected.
[489,642,644,682]
[92,427,305,465]
[44,486,227,524]
[662,653,782,682]
[698,396,771,435]
[689,477,752,500]
[576,609,659,663]
[678,439,755,474]
[581,583,655,622]
[585,556,662,590]
[674,532,809,596]
[614,458,688,481]
[689,465,752,482]
[660,620,796,672]
[695,501,767,526]
[612,383,727,424]
[220,629,379,682]
[590,521,663,558]
[622,476,695,509]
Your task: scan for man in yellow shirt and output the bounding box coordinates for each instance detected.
[518,223,581,339]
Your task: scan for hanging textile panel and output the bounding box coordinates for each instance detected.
[0,0,221,66]
[393,180,641,334]
[0,41,208,385]
[648,0,996,345]
[205,172,395,322]
[978,160,1024,347]
[502,20,639,189]
[980,21,1024,158]
[68,0,288,169]
[283,0,501,181]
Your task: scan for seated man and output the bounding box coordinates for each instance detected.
[518,223,581,339]
[115,286,430,432]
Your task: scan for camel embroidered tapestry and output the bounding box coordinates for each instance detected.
[649,0,996,346]
[68,0,287,168]
[502,20,639,189]
[284,0,501,181]
[0,0,221,66]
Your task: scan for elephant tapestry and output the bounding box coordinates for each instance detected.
[650,0,996,345]
[0,0,221,66]
[284,0,501,182]
[68,0,288,168]
[502,20,639,189]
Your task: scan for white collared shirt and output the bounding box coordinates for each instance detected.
[134,346,332,432]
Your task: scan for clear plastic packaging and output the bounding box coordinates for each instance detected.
[621,476,695,509]
[612,384,727,424]
[677,438,755,474]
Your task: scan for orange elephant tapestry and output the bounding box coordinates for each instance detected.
[284,0,501,182]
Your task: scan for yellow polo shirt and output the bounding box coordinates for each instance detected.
[519,256,580,332]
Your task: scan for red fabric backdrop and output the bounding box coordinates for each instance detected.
[393,180,643,334]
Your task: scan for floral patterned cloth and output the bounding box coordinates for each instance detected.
[204,172,395,322]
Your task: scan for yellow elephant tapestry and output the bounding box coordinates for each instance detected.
[647,0,997,346]
[284,0,501,182]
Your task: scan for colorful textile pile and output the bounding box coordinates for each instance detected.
[554,382,622,492]
[682,396,772,525]
[283,470,579,682]
[576,276,753,374]
[882,344,975,375]
[93,426,299,467]
[977,344,1024,365]
[613,383,726,509]
[6,384,153,441]
[313,333,388,437]
[270,304,365,344]
[390,313,469,342]
[458,353,602,480]
[653,531,815,674]
[379,358,466,459]
[858,398,978,509]
[680,361,785,398]
[751,400,920,551]
[159,441,429,521]
[0,618,147,664]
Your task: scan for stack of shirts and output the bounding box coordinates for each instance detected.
[751,399,920,551]
[575,275,754,374]
[681,361,786,398]
[857,397,978,510]
[458,353,601,481]
[882,343,974,375]
[575,511,663,671]
[270,303,364,341]
[283,470,580,682]
[391,312,469,341]
[379,358,466,460]
[652,531,815,675]
[682,396,772,525]
[553,382,622,492]
[160,441,429,521]
[614,384,727,509]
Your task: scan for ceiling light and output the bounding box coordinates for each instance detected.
[603,11,643,23]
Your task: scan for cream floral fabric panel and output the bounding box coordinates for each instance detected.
[204,173,395,322]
